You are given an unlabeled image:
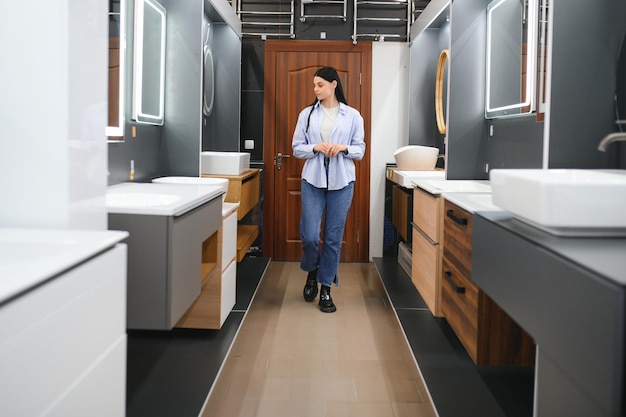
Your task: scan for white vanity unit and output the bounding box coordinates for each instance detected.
[0,229,128,417]
[107,182,223,330]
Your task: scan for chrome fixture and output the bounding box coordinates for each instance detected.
[598,132,626,151]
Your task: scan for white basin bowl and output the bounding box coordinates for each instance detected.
[391,170,445,187]
[201,151,250,175]
[393,145,439,171]
[106,192,181,208]
[152,176,228,201]
[107,183,223,216]
[412,179,492,195]
[490,169,626,233]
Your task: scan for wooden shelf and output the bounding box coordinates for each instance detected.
[201,262,218,284]
[237,224,259,262]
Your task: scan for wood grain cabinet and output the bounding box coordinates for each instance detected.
[177,204,238,329]
[203,168,261,261]
[411,187,444,316]
[441,199,535,365]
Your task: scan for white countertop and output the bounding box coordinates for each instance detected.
[387,169,446,188]
[223,202,239,217]
[442,192,504,214]
[412,179,492,195]
[106,182,223,216]
[0,228,128,303]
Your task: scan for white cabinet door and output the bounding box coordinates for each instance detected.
[0,244,127,417]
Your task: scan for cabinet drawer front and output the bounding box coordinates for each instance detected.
[441,257,479,362]
[443,200,472,279]
[392,185,411,242]
[413,188,441,242]
[222,211,237,267]
[412,226,442,316]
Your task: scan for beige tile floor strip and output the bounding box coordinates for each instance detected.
[199,262,437,417]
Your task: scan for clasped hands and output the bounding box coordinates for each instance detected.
[313,143,348,157]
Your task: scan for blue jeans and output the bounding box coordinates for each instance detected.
[300,180,354,287]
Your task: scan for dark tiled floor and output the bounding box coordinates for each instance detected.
[126,256,533,417]
[126,257,270,417]
[374,257,534,417]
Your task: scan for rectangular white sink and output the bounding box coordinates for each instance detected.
[201,151,250,176]
[490,169,626,235]
[389,169,445,187]
[106,182,223,216]
[412,179,492,195]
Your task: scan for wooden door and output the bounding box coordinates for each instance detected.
[263,41,372,262]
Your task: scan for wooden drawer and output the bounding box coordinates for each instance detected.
[412,225,442,316]
[203,168,261,220]
[392,185,411,242]
[443,199,472,279]
[413,187,442,243]
[441,257,479,362]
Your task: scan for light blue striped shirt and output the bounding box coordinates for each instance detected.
[292,101,366,190]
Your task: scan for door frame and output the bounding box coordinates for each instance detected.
[262,40,372,261]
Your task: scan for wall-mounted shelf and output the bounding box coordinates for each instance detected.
[237,0,295,38]
[352,0,411,43]
[300,0,347,22]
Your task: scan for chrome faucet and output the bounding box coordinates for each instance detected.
[598,132,626,151]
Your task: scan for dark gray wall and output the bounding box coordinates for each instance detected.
[408,24,449,153]
[446,0,491,179]
[161,0,204,177]
[547,0,626,169]
[202,23,242,152]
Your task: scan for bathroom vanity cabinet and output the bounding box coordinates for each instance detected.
[109,196,222,330]
[176,203,238,329]
[474,212,626,416]
[203,168,260,261]
[412,187,444,316]
[0,230,128,417]
[441,200,535,365]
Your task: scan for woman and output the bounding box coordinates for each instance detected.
[291,66,366,313]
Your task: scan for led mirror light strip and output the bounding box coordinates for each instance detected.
[132,0,166,125]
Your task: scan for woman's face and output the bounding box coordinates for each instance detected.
[313,76,337,103]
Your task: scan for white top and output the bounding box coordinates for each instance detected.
[106,182,223,216]
[0,228,128,303]
[320,104,339,143]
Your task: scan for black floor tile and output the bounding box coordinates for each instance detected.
[374,256,534,417]
[126,257,270,417]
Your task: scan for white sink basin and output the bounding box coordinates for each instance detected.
[442,193,503,214]
[107,183,223,216]
[201,151,250,175]
[490,169,626,234]
[412,179,492,195]
[152,176,228,201]
[390,169,445,187]
[393,145,439,171]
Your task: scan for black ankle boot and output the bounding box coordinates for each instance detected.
[319,285,336,313]
[303,269,318,302]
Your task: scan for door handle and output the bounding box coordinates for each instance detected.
[275,152,291,170]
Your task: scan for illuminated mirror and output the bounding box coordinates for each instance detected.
[132,0,166,125]
[107,0,126,140]
[485,0,538,118]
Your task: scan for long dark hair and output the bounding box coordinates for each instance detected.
[306,66,347,132]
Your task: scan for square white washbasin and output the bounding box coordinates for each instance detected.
[201,151,250,176]
[152,176,228,201]
[490,169,626,232]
